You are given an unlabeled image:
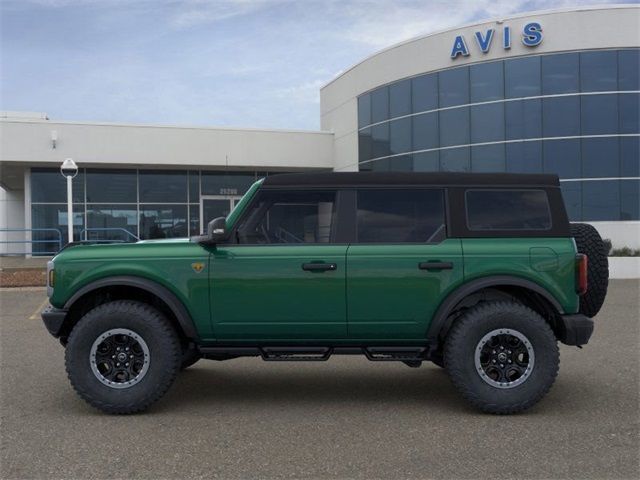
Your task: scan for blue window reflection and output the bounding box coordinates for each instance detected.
[506,142,543,173]
[440,147,470,171]
[581,94,618,135]
[359,128,373,162]
[371,87,389,123]
[470,61,504,102]
[471,103,504,143]
[582,138,619,178]
[412,112,439,151]
[561,182,582,220]
[440,107,470,147]
[543,97,580,137]
[506,99,542,140]
[621,179,640,220]
[371,123,390,158]
[619,92,640,134]
[412,74,438,113]
[583,180,620,221]
[621,137,640,177]
[439,67,469,107]
[358,95,371,128]
[389,117,411,155]
[389,79,411,118]
[544,139,581,179]
[618,50,640,91]
[581,51,617,92]
[542,53,579,95]
[505,56,541,98]
[471,144,506,172]
[413,151,439,172]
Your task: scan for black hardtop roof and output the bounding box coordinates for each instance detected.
[263,172,560,187]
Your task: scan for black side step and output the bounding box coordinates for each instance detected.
[261,347,332,361]
[364,347,428,362]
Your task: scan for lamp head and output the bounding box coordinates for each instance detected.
[60,158,78,178]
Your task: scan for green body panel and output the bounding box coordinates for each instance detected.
[208,245,347,340]
[49,239,214,339]
[346,240,464,339]
[461,238,579,314]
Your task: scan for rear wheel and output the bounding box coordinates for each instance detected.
[571,222,609,317]
[444,301,559,414]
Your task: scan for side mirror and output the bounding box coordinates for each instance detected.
[207,217,228,243]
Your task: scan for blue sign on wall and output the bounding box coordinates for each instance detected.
[451,22,543,59]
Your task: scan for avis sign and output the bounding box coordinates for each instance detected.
[450,22,543,59]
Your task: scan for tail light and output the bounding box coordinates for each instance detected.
[576,254,588,295]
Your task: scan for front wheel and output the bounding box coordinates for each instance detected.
[444,301,559,414]
[65,300,182,414]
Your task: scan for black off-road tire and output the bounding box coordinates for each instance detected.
[65,300,181,414]
[180,345,201,370]
[444,301,559,414]
[571,223,609,318]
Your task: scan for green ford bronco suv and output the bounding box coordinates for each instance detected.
[42,172,609,414]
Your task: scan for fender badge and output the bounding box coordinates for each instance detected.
[191,262,205,273]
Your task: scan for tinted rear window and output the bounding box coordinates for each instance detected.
[466,189,551,231]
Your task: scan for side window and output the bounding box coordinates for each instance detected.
[236,190,337,244]
[356,189,445,243]
[466,189,551,231]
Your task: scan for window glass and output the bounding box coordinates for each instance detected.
[31,168,85,203]
[542,96,580,137]
[620,179,639,220]
[619,92,639,134]
[618,49,640,91]
[583,180,620,221]
[370,87,389,123]
[358,128,373,162]
[86,205,138,241]
[471,144,505,172]
[31,204,84,253]
[139,205,188,239]
[86,169,137,203]
[139,170,187,203]
[470,61,504,102]
[543,139,581,179]
[561,182,582,221]
[412,74,438,113]
[389,117,411,155]
[369,158,391,171]
[440,147,470,172]
[582,138,619,178]
[506,99,542,140]
[412,112,438,151]
[466,190,551,230]
[201,172,254,196]
[621,137,640,177]
[188,171,200,203]
[356,189,445,243]
[581,51,617,92]
[542,53,579,95]
[358,94,372,128]
[471,103,504,143]
[506,142,543,173]
[389,79,411,118]
[236,190,336,244]
[388,155,413,172]
[439,67,469,107]
[505,56,541,98]
[371,123,390,159]
[439,107,470,147]
[413,151,439,172]
[189,205,200,236]
[581,95,618,135]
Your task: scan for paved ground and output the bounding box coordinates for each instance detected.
[1,281,638,480]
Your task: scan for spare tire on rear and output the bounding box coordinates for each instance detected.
[571,223,609,317]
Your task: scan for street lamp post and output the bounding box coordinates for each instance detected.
[60,158,78,244]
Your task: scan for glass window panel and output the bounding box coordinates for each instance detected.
[619,92,639,134]
[620,179,639,220]
[561,182,582,221]
[389,117,411,155]
[466,190,551,231]
[505,56,541,98]
[358,128,373,162]
[505,99,542,140]
[236,190,336,244]
[201,172,255,196]
[581,94,618,135]
[412,112,438,151]
[412,74,438,113]
[542,53,579,95]
[440,147,470,172]
[506,141,543,173]
[413,151,439,172]
[542,96,580,137]
[86,204,137,241]
[370,87,389,123]
[389,79,411,118]
[31,168,84,203]
[388,155,413,172]
[439,67,469,107]
[371,123,390,159]
[582,138,619,178]
[31,204,84,253]
[543,139,581,179]
[359,161,373,172]
[369,158,391,172]
[358,94,371,128]
[86,169,136,203]
[470,61,504,102]
[621,137,640,177]
[189,171,199,203]
[583,180,620,221]
[471,144,505,172]
[618,49,640,91]
[470,103,504,143]
[189,205,200,236]
[439,107,470,147]
[139,170,187,203]
[356,189,445,243]
[581,51,617,92]
[139,205,188,239]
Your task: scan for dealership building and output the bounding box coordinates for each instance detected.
[1,5,638,255]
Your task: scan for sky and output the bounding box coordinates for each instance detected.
[0,0,633,130]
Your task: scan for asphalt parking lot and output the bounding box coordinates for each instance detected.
[1,281,638,479]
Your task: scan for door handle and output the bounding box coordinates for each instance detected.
[302,262,337,272]
[419,261,453,271]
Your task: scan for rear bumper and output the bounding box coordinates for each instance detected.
[557,314,594,346]
[41,304,68,338]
